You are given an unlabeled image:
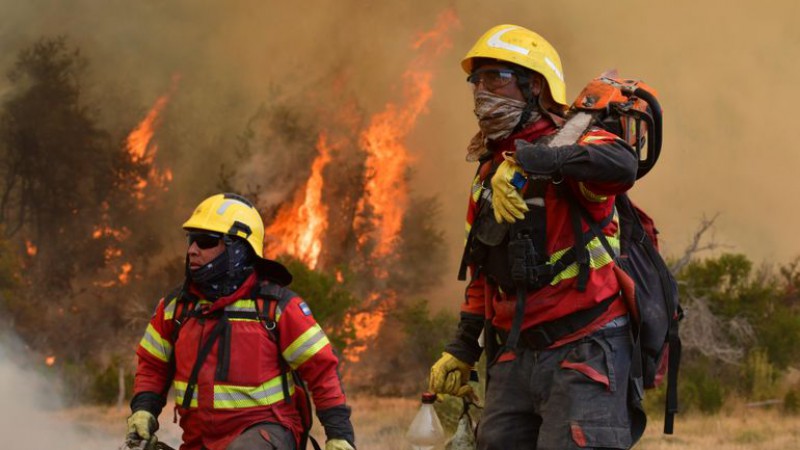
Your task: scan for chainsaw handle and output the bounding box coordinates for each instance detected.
[632,86,663,179]
[120,434,176,450]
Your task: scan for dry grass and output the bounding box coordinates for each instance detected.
[58,396,800,450]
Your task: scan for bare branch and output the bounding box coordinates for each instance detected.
[670,213,726,273]
[680,293,754,365]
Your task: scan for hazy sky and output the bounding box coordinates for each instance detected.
[2,0,799,304]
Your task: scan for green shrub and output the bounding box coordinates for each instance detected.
[743,349,779,401]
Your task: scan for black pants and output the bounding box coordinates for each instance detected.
[226,423,296,450]
[477,326,641,450]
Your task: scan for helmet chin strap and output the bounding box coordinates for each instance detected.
[509,71,540,135]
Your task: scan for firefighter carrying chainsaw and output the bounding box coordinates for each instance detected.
[126,193,355,450]
[429,24,655,449]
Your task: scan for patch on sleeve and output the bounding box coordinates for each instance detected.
[299,301,312,316]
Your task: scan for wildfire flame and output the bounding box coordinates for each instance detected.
[262,10,459,364]
[343,295,387,363]
[356,9,459,257]
[265,133,334,270]
[125,76,179,206]
[45,356,56,366]
[25,240,37,256]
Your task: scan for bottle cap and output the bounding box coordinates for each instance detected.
[421,392,437,404]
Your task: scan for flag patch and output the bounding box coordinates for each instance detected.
[299,301,312,316]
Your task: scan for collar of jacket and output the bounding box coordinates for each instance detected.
[488,117,558,161]
[188,271,259,313]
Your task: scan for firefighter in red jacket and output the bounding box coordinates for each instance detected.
[429,25,643,449]
[126,193,355,450]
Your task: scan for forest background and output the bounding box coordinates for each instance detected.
[2,0,800,448]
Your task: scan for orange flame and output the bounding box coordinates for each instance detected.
[356,9,459,257]
[45,356,56,366]
[25,240,37,256]
[127,94,169,165]
[125,76,179,205]
[265,134,334,269]
[343,307,386,362]
[118,262,133,285]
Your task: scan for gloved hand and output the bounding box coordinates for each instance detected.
[326,438,355,450]
[490,158,528,224]
[514,139,567,176]
[429,352,475,399]
[126,410,158,449]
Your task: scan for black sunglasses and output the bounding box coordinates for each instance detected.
[187,232,223,249]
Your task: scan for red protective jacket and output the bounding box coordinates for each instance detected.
[133,272,349,450]
[447,118,637,364]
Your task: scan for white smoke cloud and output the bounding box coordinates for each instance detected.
[0,334,121,450]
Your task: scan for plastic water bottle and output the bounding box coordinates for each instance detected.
[406,392,445,450]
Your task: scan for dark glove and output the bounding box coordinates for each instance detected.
[514,139,582,176]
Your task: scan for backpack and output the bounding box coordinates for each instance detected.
[165,281,322,450]
[571,74,682,434]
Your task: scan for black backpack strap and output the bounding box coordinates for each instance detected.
[182,314,228,409]
[253,282,322,450]
[161,285,195,399]
[459,158,494,281]
[664,319,681,434]
[568,198,590,292]
[252,283,296,405]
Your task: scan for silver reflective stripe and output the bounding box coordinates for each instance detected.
[285,328,326,363]
[214,382,285,403]
[143,328,170,356]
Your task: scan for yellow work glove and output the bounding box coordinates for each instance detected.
[326,438,355,450]
[490,158,528,224]
[429,352,475,399]
[126,410,158,449]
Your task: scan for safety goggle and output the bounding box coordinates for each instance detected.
[466,68,517,90]
[187,231,223,249]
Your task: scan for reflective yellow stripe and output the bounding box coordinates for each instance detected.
[163,298,177,320]
[213,375,293,409]
[579,182,608,202]
[581,135,607,143]
[471,175,483,203]
[173,380,198,408]
[225,299,260,322]
[139,323,172,362]
[549,235,620,285]
[226,299,257,312]
[283,324,330,369]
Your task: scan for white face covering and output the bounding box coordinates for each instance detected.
[466,90,540,162]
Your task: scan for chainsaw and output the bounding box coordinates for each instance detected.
[119,434,176,450]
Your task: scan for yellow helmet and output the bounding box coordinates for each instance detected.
[462,24,567,106]
[183,193,292,285]
[183,193,265,257]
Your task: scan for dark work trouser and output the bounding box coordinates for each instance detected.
[477,325,642,450]
[225,422,296,450]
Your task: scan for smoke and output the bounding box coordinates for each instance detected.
[0,334,119,449]
[1,0,799,312]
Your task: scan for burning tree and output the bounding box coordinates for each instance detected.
[0,37,180,402]
[221,10,460,393]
